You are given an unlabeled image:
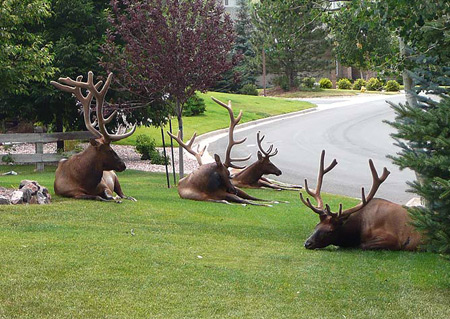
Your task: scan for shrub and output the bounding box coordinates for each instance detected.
[385,80,400,92]
[301,77,316,89]
[182,94,206,116]
[273,76,290,91]
[135,134,170,165]
[366,77,383,91]
[352,78,367,90]
[239,83,258,96]
[319,77,332,89]
[337,78,352,90]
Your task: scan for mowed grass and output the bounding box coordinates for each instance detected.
[0,166,449,318]
[117,91,314,146]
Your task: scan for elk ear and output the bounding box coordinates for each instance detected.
[214,154,222,166]
[257,151,263,160]
[89,138,101,147]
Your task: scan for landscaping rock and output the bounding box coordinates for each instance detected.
[0,195,10,205]
[0,180,51,205]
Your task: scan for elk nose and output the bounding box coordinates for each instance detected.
[304,240,313,249]
[117,162,126,172]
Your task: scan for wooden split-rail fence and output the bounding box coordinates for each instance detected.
[0,127,95,171]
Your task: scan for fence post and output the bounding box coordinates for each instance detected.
[34,126,44,172]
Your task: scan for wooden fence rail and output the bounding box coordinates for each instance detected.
[0,129,95,171]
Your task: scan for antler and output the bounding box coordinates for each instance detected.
[299,150,338,216]
[257,131,278,158]
[50,71,135,143]
[337,160,390,219]
[211,97,251,169]
[167,131,206,166]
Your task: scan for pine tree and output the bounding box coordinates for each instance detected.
[386,63,450,253]
[214,0,257,93]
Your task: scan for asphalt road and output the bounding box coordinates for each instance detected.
[207,94,416,204]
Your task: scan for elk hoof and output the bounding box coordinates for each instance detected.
[127,196,137,202]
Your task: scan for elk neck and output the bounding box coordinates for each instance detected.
[233,161,263,183]
[70,145,105,187]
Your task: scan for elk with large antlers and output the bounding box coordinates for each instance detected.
[50,71,136,202]
[230,131,302,190]
[300,150,421,250]
[167,130,271,206]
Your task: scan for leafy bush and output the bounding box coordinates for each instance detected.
[182,94,206,116]
[273,75,290,91]
[366,77,383,91]
[135,134,170,165]
[385,80,400,92]
[239,83,258,96]
[301,77,316,89]
[337,78,352,90]
[352,78,367,90]
[319,77,332,89]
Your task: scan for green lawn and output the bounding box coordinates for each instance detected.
[0,166,449,318]
[118,91,314,146]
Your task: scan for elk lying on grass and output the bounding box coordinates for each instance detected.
[300,150,421,250]
[231,131,302,190]
[51,71,136,202]
[211,97,301,191]
[167,130,272,206]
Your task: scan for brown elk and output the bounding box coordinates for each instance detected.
[50,71,136,202]
[231,131,302,190]
[300,150,421,250]
[167,130,272,206]
[211,97,301,190]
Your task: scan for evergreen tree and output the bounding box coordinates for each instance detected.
[386,64,450,253]
[253,0,330,90]
[214,0,257,93]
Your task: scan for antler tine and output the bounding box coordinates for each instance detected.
[300,150,338,216]
[167,131,204,166]
[50,74,103,139]
[257,131,279,158]
[339,160,391,218]
[212,97,251,169]
[299,193,325,215]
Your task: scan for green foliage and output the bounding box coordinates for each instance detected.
[273,76,291,92]
[135,134,169,165]
[352,79,367,90]
[386,67,450,253]
[253,0,330,90]
[182,94,206,117]
[301,77,316,89]
[0,0,55,96]
[319,78,332,89]
[337,78,352,90]
[366,78,383,91]
[239,84,258,96]
[385,80,400,92]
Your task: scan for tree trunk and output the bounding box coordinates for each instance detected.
[398,37,418,107]
[176,99,184,178]
[262,47,266,97]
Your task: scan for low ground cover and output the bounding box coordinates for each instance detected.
[0,166,449,318]
[117,91,314,146]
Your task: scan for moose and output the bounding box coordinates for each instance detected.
[167,130,272,206]
[50,71,136,202]
[300,150,421,250]
[211,97,301,191]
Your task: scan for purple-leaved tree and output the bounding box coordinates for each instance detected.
[101,0,235,177]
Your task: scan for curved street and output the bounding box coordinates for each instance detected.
[206,94,416,204]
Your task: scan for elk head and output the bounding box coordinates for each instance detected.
[300,150,390,249]
[255,131,282,176]
[51,71,135,172]
[213,154,237,194]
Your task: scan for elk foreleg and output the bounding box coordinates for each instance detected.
[224,193,272,207]
[235,188,271,202]
[260,177,303,190]
[113,175,137,201]
[74,194,117,202]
